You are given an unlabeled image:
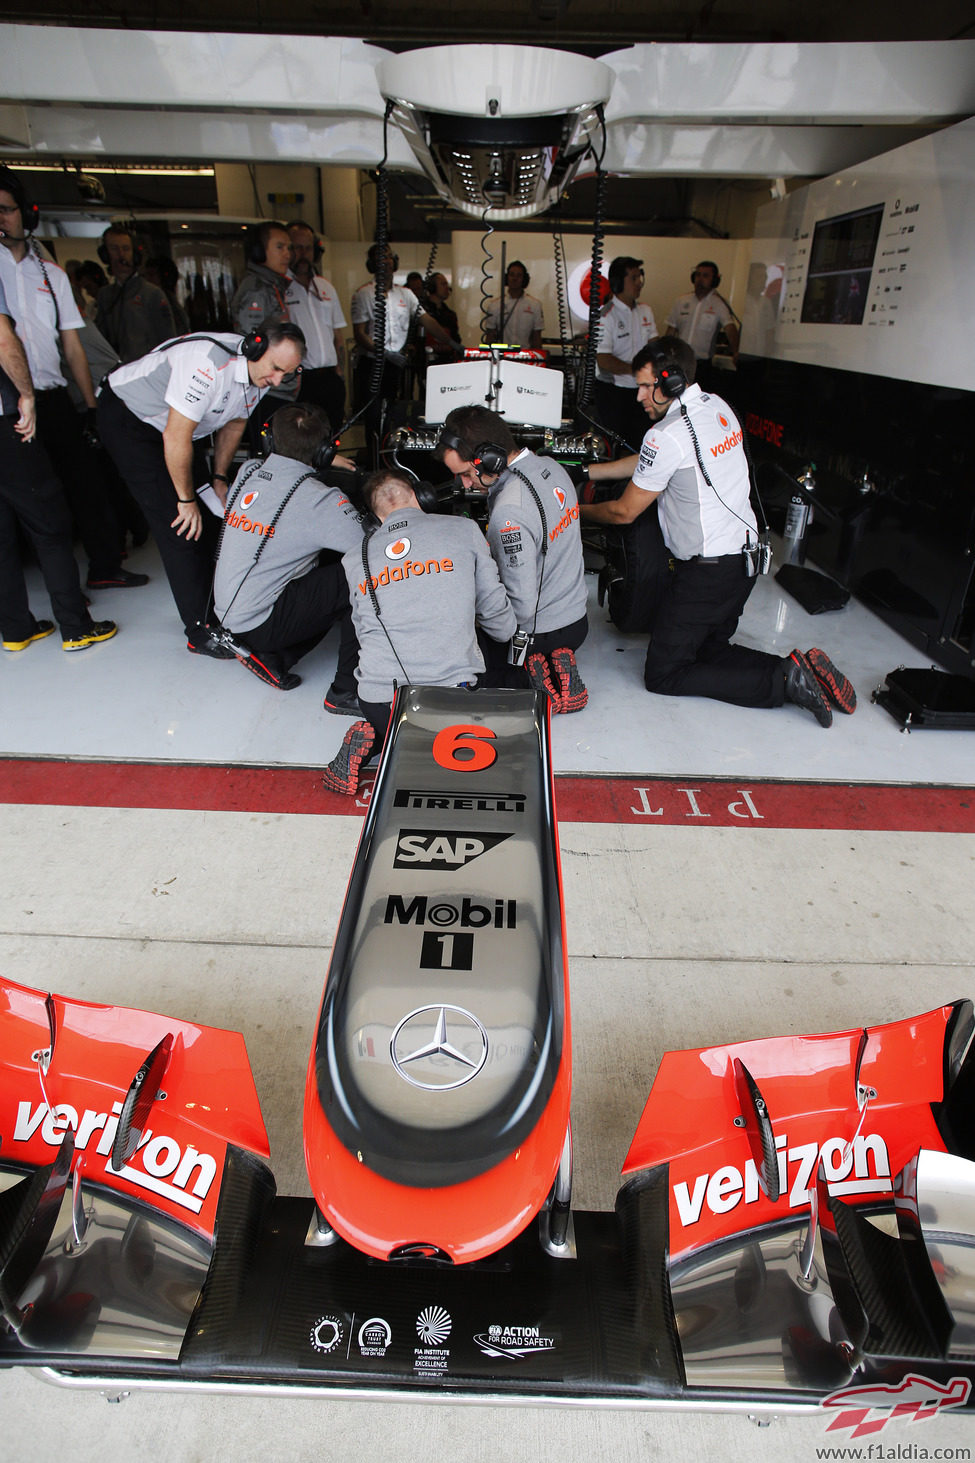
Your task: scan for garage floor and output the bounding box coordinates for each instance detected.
[2,542,974,1461]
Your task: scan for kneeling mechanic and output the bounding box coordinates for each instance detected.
[213,403,364,704]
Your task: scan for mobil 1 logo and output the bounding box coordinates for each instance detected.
[393,829,512,871]
[384,892,518,973]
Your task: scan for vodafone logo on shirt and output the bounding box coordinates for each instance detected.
[385,537,411,561]
[554,487,566,511]
[240,491,259,511]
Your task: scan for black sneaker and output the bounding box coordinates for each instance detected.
[3,620,55,652]
[322,720,375,796]
[323,684,362,716]
[62,620,118,652]
[784,649,832,728]
[236,649,301,691]
[86,568,149,589]
[187,629,236,660]
[806,647,857,714]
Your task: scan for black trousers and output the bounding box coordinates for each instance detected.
[643,554,785,707]
[0,418,91,639]
[35,387,122,576]
[98,383,216,636]
[235,562,359,686]
[478,613,589,690]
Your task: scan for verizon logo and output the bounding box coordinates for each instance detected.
[13,1099,218,1214]
[674,1131,891,1227]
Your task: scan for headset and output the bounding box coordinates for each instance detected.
[0,166,39,237]
[436,429,509,484]
[260,411,341,477]
[691,260,721,289]
[608,256,643,295]
[285,219,323,263]
[98,223,145,268]
[366,242,399,275]
[150,329,273,362]
[642,345,689,401]
[245,220,289,268]
[506,260,530,288]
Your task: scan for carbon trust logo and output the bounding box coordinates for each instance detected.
[821,1375,971,1439]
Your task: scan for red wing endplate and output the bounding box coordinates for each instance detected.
[623,1003,970,1262]
[304,686,572,1263]
[0,979,270,1242]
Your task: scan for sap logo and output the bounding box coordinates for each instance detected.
[394,829,513,870]
[13,1099,218,1214]
[384,894,517,929]
[672,1131,891,1228]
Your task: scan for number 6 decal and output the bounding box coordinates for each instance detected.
[432,723,498,772]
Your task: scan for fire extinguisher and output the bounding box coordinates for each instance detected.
[782,464,815,566]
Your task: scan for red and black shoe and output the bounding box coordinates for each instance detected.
[805,647,857,714]
[527,652,561,710]
[236,649,301,690]
[550,646,588,713]
[322,720,375,796]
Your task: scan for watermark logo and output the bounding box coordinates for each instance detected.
[822,1374,971,1440]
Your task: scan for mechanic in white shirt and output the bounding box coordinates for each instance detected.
[350,243,449,455]
[483,261,544,350]
[0,165,140,590]
[580,336,855,728]
[665,261,739,393]
[97,323,305,655]
[285,219,347,430]
[594,256,658,451]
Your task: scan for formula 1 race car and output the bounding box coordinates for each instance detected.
[3,686,975,1414]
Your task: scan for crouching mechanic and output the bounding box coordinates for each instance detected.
[322,468,516,796]
[579,337,856,726]
[438,405,589,711]
[213,403,364,700]
[98,322,306,657]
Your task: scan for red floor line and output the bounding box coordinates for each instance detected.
[1,759,973,832]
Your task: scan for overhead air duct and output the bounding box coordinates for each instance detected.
[377,44,613,221]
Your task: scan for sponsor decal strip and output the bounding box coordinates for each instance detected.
[0,761,972,832]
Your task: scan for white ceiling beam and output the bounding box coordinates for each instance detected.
[601,42,975,126]
[604,123,936,178]
[3,105,419,170]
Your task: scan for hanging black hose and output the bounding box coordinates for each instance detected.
[578,162,608,411]
[424,232,439,285]
[368,102,395,401]
[550,206,577,412]
[478,204,497,343]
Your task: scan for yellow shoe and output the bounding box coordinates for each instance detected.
[3,620,55,652]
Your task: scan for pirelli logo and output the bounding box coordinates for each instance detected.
[393,788,526,813]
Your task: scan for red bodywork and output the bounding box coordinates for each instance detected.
[623,1005,956,1262]
[0,977,270,1241]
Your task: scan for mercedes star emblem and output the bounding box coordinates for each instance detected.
[390,1004,489,1090]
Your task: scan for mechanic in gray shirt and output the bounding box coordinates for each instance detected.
[322,467,516,796]
[438,405,589,713]
[214,403,364,703]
